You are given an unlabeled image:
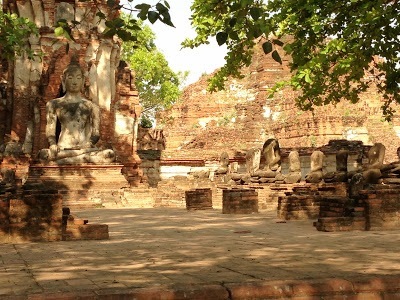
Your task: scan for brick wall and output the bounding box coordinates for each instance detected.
[157,38,400,163]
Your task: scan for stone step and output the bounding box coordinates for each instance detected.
[314,217,366,232]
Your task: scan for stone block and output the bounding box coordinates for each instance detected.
[291,278,354,296]
[227,281,293,299]
[9,222,62,242]
[63,224,109,241]
[222,189,258,214]
[94,285,229,300]
[352,276,400,293]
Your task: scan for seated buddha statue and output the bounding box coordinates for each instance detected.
[38,61,115,164]
[254,138,282,179]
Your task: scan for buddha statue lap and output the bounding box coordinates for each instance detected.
[361,142,385,184]
[254,138,284,182]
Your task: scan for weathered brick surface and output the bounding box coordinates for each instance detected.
[185,188,213,210]
[12,277,400,299]
[25,164,129,208]
[0,186,109,243]
[94,285,230,300]
[2,192,63,242]
[222,188,258,214]
[363,186,400,230]
[63,224,109,241]
[157,38,400,165]
[1,0,141,186]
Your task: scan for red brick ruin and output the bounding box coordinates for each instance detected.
[0,0,140,241]
[1,0,400,244]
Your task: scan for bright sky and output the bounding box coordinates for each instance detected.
[123,0,227,85]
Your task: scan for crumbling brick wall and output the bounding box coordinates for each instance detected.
[158,38,400,163]
[1,0,141,177]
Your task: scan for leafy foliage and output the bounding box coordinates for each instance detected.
[184,0,400,119]
[120,15,184,126]
[54,0,175,42]
[140,115,154,128]
[4,0,399,119]
[0,11,39,60]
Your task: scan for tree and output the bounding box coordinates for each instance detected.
[183,0,400,120]
[0,10,38,60]
[4,0,399,119]
[120,15,184,126]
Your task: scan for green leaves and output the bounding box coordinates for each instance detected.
[0,11,39,60]
[50,1,175,47]
[184,0,400,119]
[135,1,174,27]
[271,50,282,64]
[250,7,262,20]
[216,32,228,46]
[147,11,159,24]
[4,0,398,120]
[262,41,273,54]
[136,3,151,20]
[262,39,284,64]
[121,14,182,126]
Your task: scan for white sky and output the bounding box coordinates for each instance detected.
[122,0,227,85]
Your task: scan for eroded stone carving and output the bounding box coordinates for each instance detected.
[362,142,385,183]
[348,143,385,198]
[305,150,325,183]
[38,62,115,164]
[284,150,302,184]
[254,138,283,181]
[215,152,230,174]
[324,149,349,183]
[245,148,260,176]
[382,146,400,176]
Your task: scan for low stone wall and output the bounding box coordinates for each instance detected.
[0,186,109,243]
[26,164,129,208]
[277,183,348,220]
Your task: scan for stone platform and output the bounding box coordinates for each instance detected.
[0,208,399,299]
[26,163,129,208]
[0,187,109,243]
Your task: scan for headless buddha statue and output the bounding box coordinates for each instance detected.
[254,138,282,178]
[38,62,115,164]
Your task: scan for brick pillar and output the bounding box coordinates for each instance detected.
[185,188,213,210]
[222,189,258,214]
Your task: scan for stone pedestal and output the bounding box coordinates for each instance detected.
[278,194,321,220]
[0,186,110,243]
[25,163,129,208]
[62,208,109,241]
[314,195,366,232]
[362,186,400,230]
[0,189,63,243]
[185,188,213,210]
[278,183,348,220]
[222,189,258,214]
[314,216,366,232]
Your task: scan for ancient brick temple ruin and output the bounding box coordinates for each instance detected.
[0,0,141,242]
[1,0,400,243]
[144,38,400,232]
